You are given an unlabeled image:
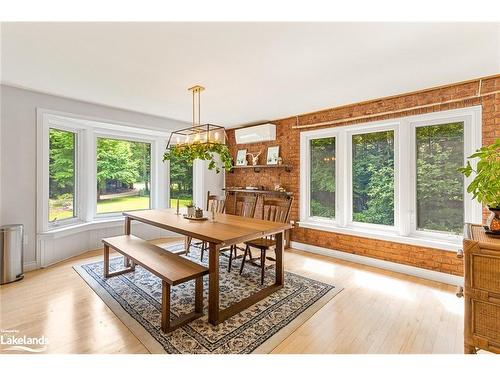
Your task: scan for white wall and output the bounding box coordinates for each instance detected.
[193,156,225,210]
[38,221,177,268]
[0,84,189,268]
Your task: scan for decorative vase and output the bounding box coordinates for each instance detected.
[195,208,203,218]
[486,207,500,234]
[187,206,195,217]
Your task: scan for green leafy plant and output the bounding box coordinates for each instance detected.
[186,200,195,208]
[458,138,500,209]
[163,143,233,173]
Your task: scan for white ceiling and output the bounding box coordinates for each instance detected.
[1,22,499,127]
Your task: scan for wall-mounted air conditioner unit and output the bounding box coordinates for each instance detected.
[234,123,276,144]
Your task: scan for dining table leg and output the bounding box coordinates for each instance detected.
[208,241,220,325]
[124,217,132,267]
[275,231,284,285]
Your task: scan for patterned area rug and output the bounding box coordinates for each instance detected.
[74,242,342,354]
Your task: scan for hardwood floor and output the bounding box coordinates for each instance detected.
[0,238,464,354]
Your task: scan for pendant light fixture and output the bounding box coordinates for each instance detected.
[166,85,225,149]
[163,86,232,174]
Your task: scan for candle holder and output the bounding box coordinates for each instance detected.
[210,205,216,222]
[175,198,181,215]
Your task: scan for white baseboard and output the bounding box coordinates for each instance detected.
[290,241,464,286]
[23,261,39,272]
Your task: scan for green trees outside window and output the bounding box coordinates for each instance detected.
[169,152,193,208]
[352,130,395,226]
[310,137,336,218]
[49,128,76,221]
[96,138,151,214]
[416,122,464,234]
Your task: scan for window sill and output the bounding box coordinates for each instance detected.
[297,220,462,252]
[39,217,125,239]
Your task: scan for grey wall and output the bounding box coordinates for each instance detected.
[0,84,188,265]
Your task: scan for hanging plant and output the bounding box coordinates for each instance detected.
[163,143,233,173]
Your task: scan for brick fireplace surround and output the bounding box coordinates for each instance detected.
[225,74,500,277]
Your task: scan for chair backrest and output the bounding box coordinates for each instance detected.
[234,195,257,218]
[262,196,293,223]
[206,191,226,213]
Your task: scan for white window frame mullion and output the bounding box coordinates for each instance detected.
[155,138,169,209]
[82,128,94,222]
[464,108,483,224]
[336,130,348,227]
[299,131,311,222]
[398,120,412,236]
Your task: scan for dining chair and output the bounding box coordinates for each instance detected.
[239,196,293,284]
[198,191,227,261]
[226,194,258,272]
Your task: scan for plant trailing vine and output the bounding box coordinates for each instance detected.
[163,142,233,173]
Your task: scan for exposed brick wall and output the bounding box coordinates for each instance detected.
[226,75,500,277]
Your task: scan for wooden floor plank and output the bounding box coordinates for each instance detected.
[0,238,464,354]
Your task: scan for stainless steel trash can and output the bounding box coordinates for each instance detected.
[0,224,24,284]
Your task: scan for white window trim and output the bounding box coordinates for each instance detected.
[37,109,172,235]
[300,128,341,225]
[37,117,88,231]
[299,106,482,252]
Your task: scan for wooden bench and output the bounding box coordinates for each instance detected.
[102,235,208,333]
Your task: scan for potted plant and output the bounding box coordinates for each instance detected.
[459,138,500,234]
[186,201,195,217]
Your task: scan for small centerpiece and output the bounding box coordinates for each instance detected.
[459,138,500,234]
[186,201,195,217]
[195,207,203,218]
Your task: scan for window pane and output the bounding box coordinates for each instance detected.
[96,138,151,214]
[416,122,464,234]
[49,129,76,222]
[310,137,336,218]
[169,153,193,207]
[352,130,395,225]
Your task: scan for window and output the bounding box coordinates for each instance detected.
[415,122,464,234]
[169,153,193,207]
[310,137,336,218]
[96,137,151,214]
[49,128,77,222]
[299,106,482,249]
[39,110,180,235]
[352,130,395,226]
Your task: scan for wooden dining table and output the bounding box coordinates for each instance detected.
[122,208,292,325]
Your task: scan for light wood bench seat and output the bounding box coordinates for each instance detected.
[102,234,208,333]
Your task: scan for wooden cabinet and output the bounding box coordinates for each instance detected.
[463,224,500,354]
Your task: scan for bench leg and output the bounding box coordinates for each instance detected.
[195,277,203,314]
[161,280,171,332]
[160,278,205,333]
[103,244,135,278]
